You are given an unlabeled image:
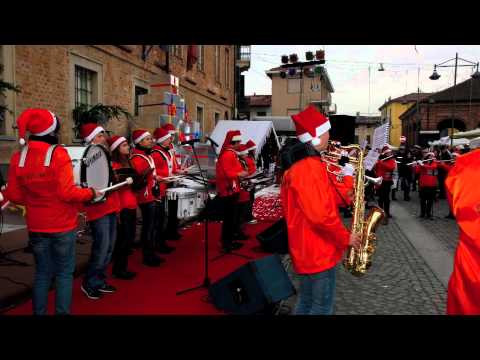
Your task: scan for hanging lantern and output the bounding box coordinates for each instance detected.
[289,53,298,63]
[305,51,314,61]
[281,55,289,64]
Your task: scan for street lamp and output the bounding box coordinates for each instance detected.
[429,53,480,147]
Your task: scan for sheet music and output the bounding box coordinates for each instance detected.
[364,123,390,171]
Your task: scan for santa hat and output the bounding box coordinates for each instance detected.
[162,123,177,135]
[153,127,171,144]
[107,135,127,152]
[80,123,105,143]
[381,144,393,155]
[132,129,152,145]
[291,105,331,146]
[221,130,242,153]
[237,144,249,156]
[16,109,59,146]
[425,152,436,160]
[245,139,257,152]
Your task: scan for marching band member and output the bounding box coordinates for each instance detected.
[374,145,397,224]
[130,129,164,267]
[108,135,137,280]
[235,144,253,241]
[244,139,258,225]
[150,127,176,254]
[281,105,360,315]
[216,130,248,253]
[413,152,438,220]
[79,123,121,300]
[445,148,480,314]
[5,109,99,314]
[159,124,184,240]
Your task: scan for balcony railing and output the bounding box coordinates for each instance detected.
[236,45,251,72]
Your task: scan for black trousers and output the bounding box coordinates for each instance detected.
[166,199,180,236]
[236,201,250,235]
[245,188,255,222]
[400,176,411,200]
[154,200,166,249]
[139,202,158,259]
[437,171,447,199]
[420,187,437,217]
[220,193,240,248]
[378,181,393,217]
[113,208,136,274]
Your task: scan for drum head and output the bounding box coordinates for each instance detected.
[81,145,111,190]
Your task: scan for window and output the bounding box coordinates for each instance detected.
[197,45,205,72]
[196,104,204,133]
[172,45,183,59]
[215,46,221,83]
[214,112,220,125]
[75,65,96,111]
[134,86,149,116]
[257,111,267,116]
[287,78,301,93]
[225,48,230,89]
[366,135,371,144]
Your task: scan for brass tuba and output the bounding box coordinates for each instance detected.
[322,142,385,276]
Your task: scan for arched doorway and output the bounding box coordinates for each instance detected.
[437,118,466,138]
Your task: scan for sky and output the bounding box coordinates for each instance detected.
[244,45,480,116]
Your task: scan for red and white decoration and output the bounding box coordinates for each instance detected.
[291,105,331,146]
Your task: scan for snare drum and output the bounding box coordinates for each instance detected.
[166,187,197,219]
[64,145,112,203]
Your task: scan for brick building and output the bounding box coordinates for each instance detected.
[0,45,246,173]
[400,78,480,147]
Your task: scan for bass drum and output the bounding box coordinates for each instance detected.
[64,145,112,203]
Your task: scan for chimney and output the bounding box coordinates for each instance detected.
[356,111,360,116]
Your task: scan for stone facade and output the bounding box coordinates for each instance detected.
[0,45,235,171]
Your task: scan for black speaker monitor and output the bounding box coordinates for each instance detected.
[208,254,295,315]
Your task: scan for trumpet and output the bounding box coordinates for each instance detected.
[322,143,382,186]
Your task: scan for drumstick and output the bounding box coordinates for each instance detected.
[98,177,133,193]
[1,200,10,211]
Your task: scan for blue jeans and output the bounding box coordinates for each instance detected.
[84,213,117,290]
[29,230,76,315]
[294,267,336,315]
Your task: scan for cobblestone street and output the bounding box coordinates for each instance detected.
[280,190,457,315]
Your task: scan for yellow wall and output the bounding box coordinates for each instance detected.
[381,101,415,147]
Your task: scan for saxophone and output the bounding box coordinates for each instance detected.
[323,142,385,276]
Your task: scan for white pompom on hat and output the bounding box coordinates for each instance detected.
[16,108,58,146]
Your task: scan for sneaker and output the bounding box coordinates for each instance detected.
[98,283,117,294]
[81,284,102,300]
[143,256,163,267]
[247,219,258,225]
[155,244,175,254]
[112,270,137,280]
[233,232,249,241]
[165,233,182,241]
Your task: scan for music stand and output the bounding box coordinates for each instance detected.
[176,140,213,296]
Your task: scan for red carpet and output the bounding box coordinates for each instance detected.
[6,221,273,315]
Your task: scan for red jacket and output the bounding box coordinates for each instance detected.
[281,156,351,275]
[112,161,138,210]
[151,145,176,198]
[415,161,438,188]
[445,149,480,314]
[5,140,94,233]
[216,147,243,197]
[130,148,156,205]
[374,158,397,182]
[245,156,256,175]
[82,189,120,222]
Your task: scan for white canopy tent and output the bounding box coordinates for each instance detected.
[452,128,480,139]
[429,136,470,147]
[210,120,280,159]
[470,137,480,149]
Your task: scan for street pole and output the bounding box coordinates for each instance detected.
[451,52,458,148]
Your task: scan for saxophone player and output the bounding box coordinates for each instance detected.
[281,105,361,315]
